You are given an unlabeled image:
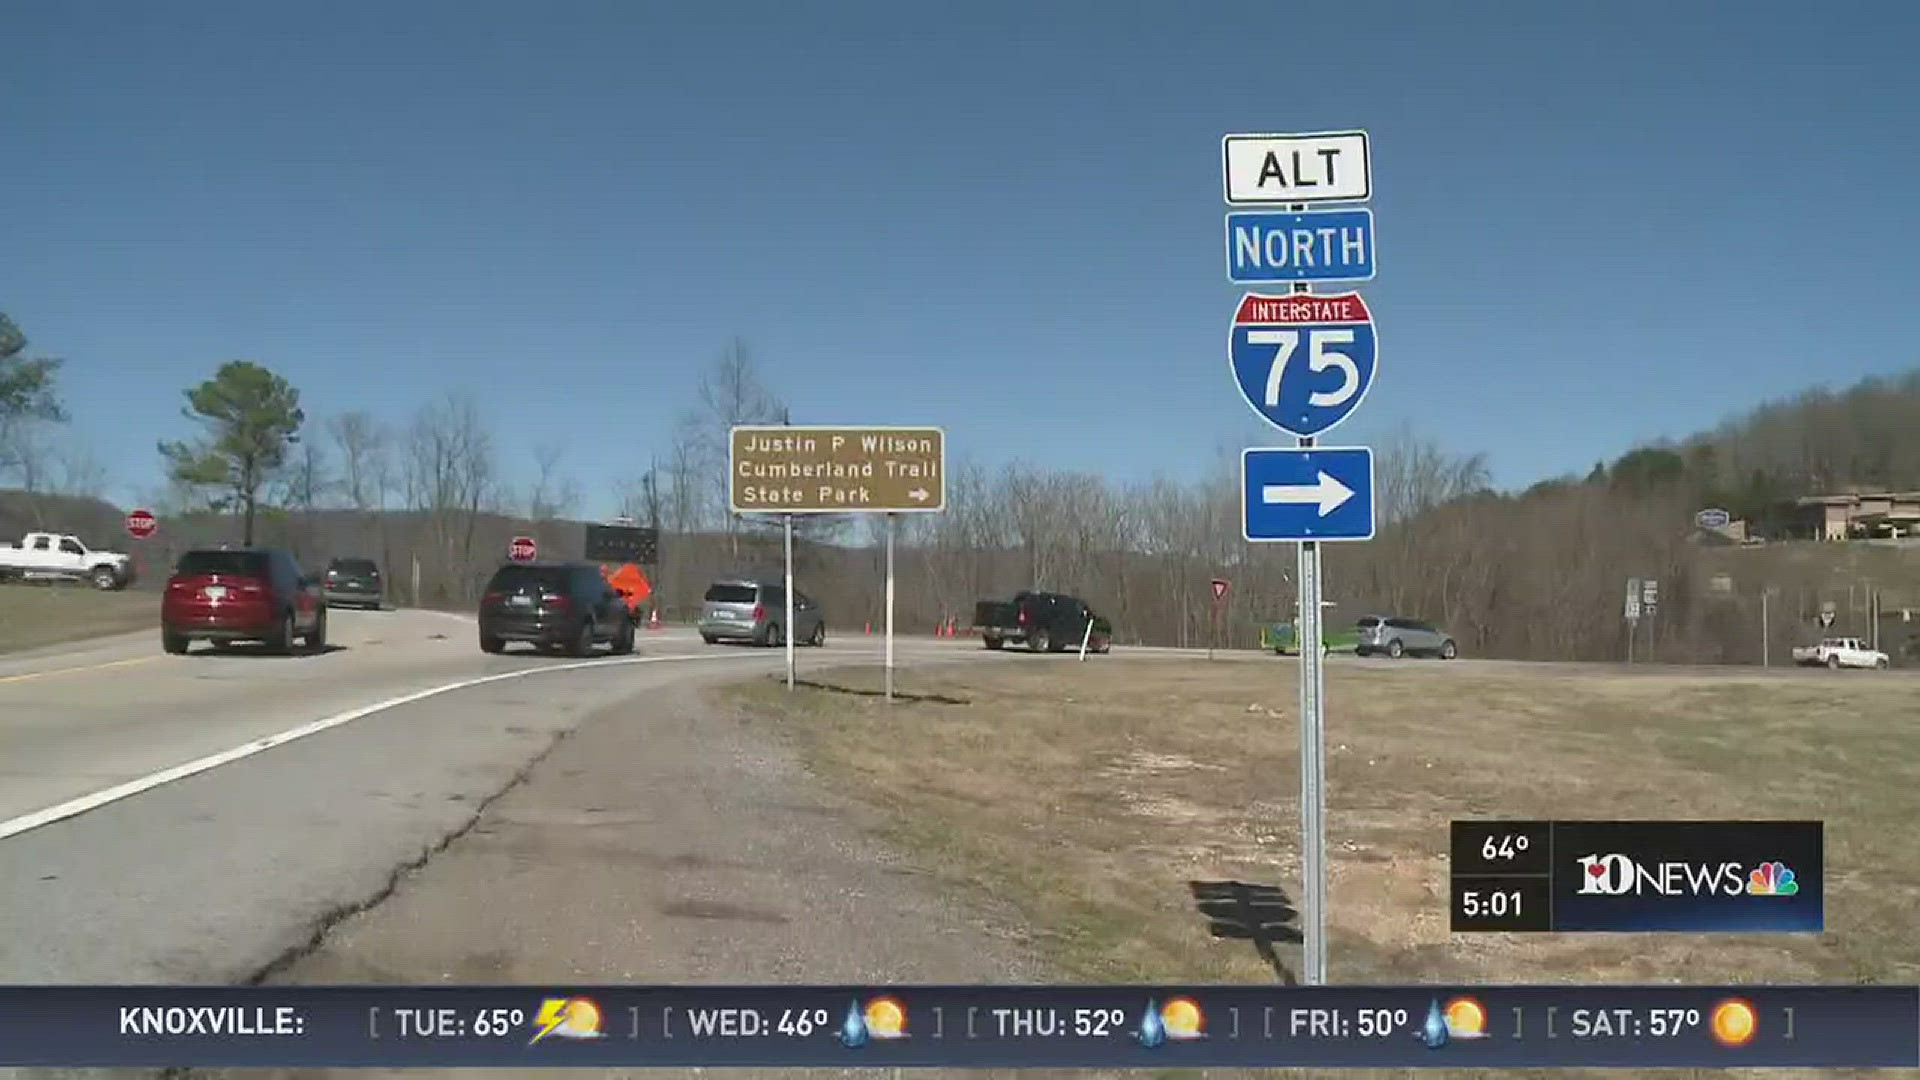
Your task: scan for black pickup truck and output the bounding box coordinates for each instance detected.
[972,591,1112,653]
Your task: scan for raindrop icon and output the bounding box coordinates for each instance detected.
[1419,999,1449,1050]
[1135,1000,1166,1048]
[839,1001,869,1048]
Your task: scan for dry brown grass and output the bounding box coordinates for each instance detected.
[0,584,155,653]
[724,656,1920,1079]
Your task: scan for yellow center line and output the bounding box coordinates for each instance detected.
[0,654,162,685]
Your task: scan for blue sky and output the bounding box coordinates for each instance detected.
[5,1,1918,516]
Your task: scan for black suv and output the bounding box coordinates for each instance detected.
[477,561,636,656]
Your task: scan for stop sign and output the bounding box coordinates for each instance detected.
[125,509,158,539]
[507,535,538,563]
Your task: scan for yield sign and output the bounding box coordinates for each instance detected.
[1211,578,1231,603]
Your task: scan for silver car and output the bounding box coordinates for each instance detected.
[1354,615,1457,659]
[698,579,826,647]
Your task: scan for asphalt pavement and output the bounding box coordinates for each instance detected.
[0,610,978,986]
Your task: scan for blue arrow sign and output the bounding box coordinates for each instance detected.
[1229,291,1378,437]
[1225,209,1375,284]
[1242,447,1375,542]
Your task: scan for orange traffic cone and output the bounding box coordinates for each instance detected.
[647,608,663,631]
[865,621,872,635]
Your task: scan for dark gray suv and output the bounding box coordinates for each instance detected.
[322,556,383,609]
[478,561,636,656]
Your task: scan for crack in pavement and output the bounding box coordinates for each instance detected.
[251,726,579,987]
[151,727,582,1080]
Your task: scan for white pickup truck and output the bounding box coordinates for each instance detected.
[0,532,135,590]
[1791,637,1890,670]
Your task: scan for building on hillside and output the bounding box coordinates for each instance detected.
[1688,518,1749,545]
[1775,491,1920,541]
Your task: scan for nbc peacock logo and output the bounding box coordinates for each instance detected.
[1746,861,1799,896]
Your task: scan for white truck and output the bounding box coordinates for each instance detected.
[0,532,135,590]
[1791,637,1890,670]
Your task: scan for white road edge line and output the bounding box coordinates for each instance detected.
[0,651,779,844]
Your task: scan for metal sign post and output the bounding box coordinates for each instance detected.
[784,514,796,690]
[1223,130,1376,989]
[1295,438,1327,986]
[1209,578,1230,661]
[1625,578,1641,663]
[1285,213,1333,989]
[1642,579,1659,664]
[885,513,896,702]
[1761,588,1771,667]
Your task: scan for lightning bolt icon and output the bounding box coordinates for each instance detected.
[530,999,570,1045]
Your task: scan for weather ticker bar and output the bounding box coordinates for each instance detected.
[0,985,1913,1068]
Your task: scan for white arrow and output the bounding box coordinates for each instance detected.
[908,488,930,502]
[1262,471,1355,516]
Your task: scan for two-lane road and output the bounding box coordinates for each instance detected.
[0,610,958,984]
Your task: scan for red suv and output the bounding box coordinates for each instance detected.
[161,547,327,655]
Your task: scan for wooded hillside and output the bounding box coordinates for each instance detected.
[4,303,1917,664]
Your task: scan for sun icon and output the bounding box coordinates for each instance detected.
[560,998,601,1035]
[1710,999,1756,1048]
[862,996,907,1039]
[1159,997,1205,1040]
[1443,997,1487,1039]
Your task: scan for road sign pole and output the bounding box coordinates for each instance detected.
[1225,134,1374,987]
[1297,487,1327,986]
[885,513,896,703]
[784,513,795,691]
[1288,225,1328,988]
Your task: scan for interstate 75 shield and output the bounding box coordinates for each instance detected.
[1228,291,1378,438]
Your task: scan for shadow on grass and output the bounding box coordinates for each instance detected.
[788,677,971,705]
[1190,880,1302,985]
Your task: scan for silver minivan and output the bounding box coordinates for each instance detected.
[1354,615,1457,659]
[698,579,826,647]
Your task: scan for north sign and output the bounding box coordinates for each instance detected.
[1229,291,1378,437]
[1241,447,1375,543]
[730,426,945,514]
[1222,131,1371,205]
[1225,209,1374,284]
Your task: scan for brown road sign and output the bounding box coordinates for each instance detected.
[730,425,945,514]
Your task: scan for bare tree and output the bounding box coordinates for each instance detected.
[0,423,51,494]
[526,442,581,523]
[617,459,667,528]
[404,394,497,603]
[665,414,710,534]
[328,412,391,513]
[281,436,332,511]
[694,339,784,556]
[53,439,109,500]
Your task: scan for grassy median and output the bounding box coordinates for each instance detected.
[722,657,1920,996]
[0,584,156,653]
